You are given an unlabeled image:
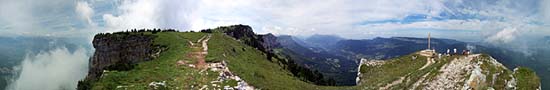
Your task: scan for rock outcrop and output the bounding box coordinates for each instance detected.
[84,33,162,81]
[218,25,256,41]
[201,25,282,62]
[222,25,280,53]
[357,50,541,90]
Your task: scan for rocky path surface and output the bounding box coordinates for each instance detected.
[195,34,211,69]
[419,58,434,70]
[424,54,480,89]
[418,50,435,70]
[380,74,408,90]
[179,34,211,69]
[381,50,434,89]
[180,34,254,90]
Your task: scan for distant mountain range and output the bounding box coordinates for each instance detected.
[276,35,357,85]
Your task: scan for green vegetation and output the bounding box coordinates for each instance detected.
[395,55,456,89]
[90,32,234,89]
[358,53,428,89]
[357,53,540,90]
[88,31,353,90]
[514,67,541,90]
[206,33,352,90]
[85,28,540,90]
[206,25,338,86]
[477,54,512,89]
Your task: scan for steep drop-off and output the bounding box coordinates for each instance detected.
[85,33,161,81]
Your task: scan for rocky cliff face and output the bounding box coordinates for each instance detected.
[202,24,280,54]
[219,25,256,40]
[84,33,161,81]
[257,33,280,52]
[221,25,279,53]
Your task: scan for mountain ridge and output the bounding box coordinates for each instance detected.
[77,25,539,90]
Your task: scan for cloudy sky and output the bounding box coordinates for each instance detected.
[0,0,549,89]
[1,0,550,41]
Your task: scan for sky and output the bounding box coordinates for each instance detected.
[1,0,548,55]
[0,0,549,89]
[1,0,549,41]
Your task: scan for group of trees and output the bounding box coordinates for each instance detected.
[136,28,176,33]
[200,29,213,33]
[96,28,179,36]
[241,36,338,85]
[277,53,337,86]
[123,28,178,34]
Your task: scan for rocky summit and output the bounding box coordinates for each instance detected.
[357,50,540,90]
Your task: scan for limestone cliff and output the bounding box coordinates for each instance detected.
[85,33,162,80]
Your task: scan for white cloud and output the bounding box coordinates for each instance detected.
[102,0,197,32]
[76,1,94,25]
[0,0,547,89]
[0,0,98,37]
[1,0,547,39]
[184,0,450,37]
[7,47,89,90]
[485,27,518,44]
[0,0,38,36]
[185,0,547,39]
[103,0,159,32]
[466,44,477,52]
[542,0,550,23]
[92,0,548,40]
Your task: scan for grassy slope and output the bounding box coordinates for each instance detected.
[358,53,428,89]
[514,67,541,90]
[89,31,539,90]
[91,32,353,90]
[477,54,512,89]
[206,33,353,90]
[92,32,225,89]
